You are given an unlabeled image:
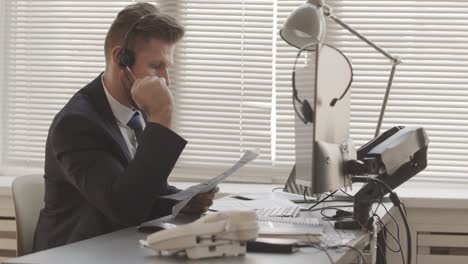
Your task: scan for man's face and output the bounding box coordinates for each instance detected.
[131,38,175,85]
[120,38,175,108]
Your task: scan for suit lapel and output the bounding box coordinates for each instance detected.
[82,74,132,163]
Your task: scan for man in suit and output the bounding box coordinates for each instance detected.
[33,2,217,252]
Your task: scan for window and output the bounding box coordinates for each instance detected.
[322,0,468,183]
[1,0,468,184]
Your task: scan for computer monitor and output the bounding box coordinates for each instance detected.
[285,44,354,195]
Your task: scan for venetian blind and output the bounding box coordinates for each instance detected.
[1,0,278,182]
[277,0,468,184]
[2,0,468,184]
[2,0,134,174]
[168,0,275,182]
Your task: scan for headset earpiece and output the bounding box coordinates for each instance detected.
[118,14,148,69]
[117,48,135,68]
[301,99,314,123]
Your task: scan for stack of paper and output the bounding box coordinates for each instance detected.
[257,216,323,243]
[211,197,300,218]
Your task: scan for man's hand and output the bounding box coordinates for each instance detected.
[131,75,173,128]
[181,187,219,215]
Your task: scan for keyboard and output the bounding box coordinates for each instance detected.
[254,206,300,218]
[257,216,320,226]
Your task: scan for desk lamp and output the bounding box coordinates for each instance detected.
[280,2,427,264]
[280,0,401,137]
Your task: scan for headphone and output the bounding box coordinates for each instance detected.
[291,43,318,124]
[292,43,353,124]
[117,15,151,68]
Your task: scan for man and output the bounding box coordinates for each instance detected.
[33,2,216,252]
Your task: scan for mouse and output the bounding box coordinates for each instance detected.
[137,222,177,233]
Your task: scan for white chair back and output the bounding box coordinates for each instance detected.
[11,175,45,256]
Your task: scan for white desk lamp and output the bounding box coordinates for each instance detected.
[280,0,401,137]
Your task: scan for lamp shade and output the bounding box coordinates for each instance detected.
[279,0,326,50]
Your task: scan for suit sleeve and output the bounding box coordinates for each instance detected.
[52,113,186,226]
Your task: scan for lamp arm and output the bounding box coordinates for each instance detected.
[323,4,402,137]
[375,64,397,137]
[325,9,400,64]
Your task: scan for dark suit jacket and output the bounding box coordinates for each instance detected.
[33,74,186,252]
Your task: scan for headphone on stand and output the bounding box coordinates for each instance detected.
[291,43,318,124]
[292,43,353,124]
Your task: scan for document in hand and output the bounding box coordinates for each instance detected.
[257,216,323,243]
[138,150,259,229]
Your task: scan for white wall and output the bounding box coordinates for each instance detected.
[0,2,6,173]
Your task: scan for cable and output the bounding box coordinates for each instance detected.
[271,187,283,192]
[303,187,313,203]
[334,245,367,264]
[319,244,366,264]
[339,188,354,198]
[374,216,405,264]
[398,204,411,264]
[402,202,408,215]
[307,190,338,211]
[308,205,354,213]
[310,244,335,264]
[374,216,403,254]
[372,196,383,218]
[377,240,387,264]
[380,202,400,243]
[365,178,411,264]
[297,243,367,264]
[320,207,353,221]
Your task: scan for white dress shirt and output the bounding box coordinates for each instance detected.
[102,76,145,158]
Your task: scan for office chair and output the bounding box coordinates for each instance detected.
[11,174,45,256]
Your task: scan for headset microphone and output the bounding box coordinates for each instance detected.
[329,47,353,107]
[329,76,352,107]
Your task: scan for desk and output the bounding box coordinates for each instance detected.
[3,199,395,264]
[3,226,367,264]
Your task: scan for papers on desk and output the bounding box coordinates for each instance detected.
[211,196,322,243]
[211,196,300,217]
[257,216,323,243]
[235,191,317,203]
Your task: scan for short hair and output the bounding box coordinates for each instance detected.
[104,2,185,62]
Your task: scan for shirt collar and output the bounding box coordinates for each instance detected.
[101,75,136,126]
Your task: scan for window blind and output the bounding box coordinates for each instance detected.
[275,0,305,183]
[169,0,275,182]
[277,0,468,184]
[2,1,134,174]
[2,0,468,184]
[328,0,468,183]
[1,0,278,182]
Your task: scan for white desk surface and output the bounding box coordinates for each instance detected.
[5,200,390,264]
[2,175,468,208]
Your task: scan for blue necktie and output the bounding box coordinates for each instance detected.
[127,112,143,143]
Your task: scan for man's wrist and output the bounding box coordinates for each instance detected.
[148,109,172,128]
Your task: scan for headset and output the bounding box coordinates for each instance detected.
[292,43,353,124]
[117,14,152,69]
[291,43,318,124]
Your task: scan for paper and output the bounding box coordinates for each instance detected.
[211,197,298,211]
[256,217,323,243]
[160,150,259,220]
